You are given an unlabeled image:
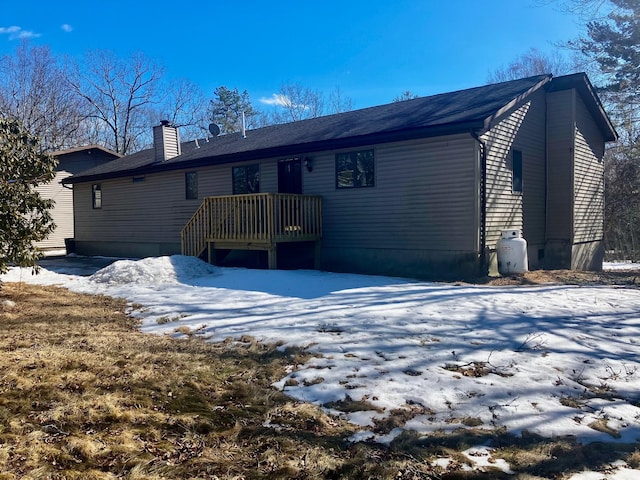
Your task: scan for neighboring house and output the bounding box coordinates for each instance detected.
[36,145,120,252]
[62,73,616,279]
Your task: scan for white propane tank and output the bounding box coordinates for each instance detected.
[497,229,528,275]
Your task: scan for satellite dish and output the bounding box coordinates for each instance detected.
[208,123,221,136]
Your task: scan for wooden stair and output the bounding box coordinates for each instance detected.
[181,193,322,269]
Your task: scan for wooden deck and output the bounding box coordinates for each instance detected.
[181,193,322,269]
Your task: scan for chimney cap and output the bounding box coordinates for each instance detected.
[160,119,171,126]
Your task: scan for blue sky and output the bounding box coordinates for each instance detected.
[0,0,584,109]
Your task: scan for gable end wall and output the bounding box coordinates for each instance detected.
[482,89,547,271]
[572,91,605,269]
[544,88,605,270]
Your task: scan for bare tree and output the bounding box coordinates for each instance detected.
[0,42,88,151]
[268,83,324,123]
[570,0,640,259]
[488,48,572,83]
[534,0,611,20]
[327,86,354,114]
[68,50,164,155]
[393,91,419,102]
[604,134,640,260]
[156,78,209,141]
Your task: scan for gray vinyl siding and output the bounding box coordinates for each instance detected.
[75,169,221,247]
[573,93,604,243]
[35,170,73,249]
[260,161,278,193]
[483,90,546,253]
[546,89,574,242]
[73,135,479,265]
[304,134,478,252]
[37,151,118,250]
[67,76,614,276]
[73,159,282,251]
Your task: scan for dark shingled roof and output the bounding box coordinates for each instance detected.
[50,144,121,158]
[63,73,616,184]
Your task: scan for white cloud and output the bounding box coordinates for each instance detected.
[259,93,292,107]
[0,25,41,40]
[259,93,311,112]
[61,24,73,33]
[0,26,20,34]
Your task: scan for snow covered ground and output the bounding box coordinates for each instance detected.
[3,256,640,478]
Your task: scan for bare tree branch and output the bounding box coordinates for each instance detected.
[0,42,90,151]
[68,50,164,154]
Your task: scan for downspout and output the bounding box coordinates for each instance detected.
[471,130,488,276]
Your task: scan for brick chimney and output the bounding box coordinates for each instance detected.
[153,120,181,162]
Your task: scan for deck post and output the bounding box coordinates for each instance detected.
[267,245,277,270]
[314,240,322,270]
[208,242,214,265]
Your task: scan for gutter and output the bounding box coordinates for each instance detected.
[471,130,488,276]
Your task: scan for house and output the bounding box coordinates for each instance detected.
[62,73,617,279]
[36,145,120,252]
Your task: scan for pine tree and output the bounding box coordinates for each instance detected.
[577,0,640,94]
[210,87,257,134]
[574,0,640,259]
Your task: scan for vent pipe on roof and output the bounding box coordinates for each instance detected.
[153,120,181,162]
[241,111,246,139]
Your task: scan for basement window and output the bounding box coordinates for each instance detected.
[512,150,523,194]
[92,184,102,209]
[233,164,260,194]
[336,149,375,189]
[185,171,198,199]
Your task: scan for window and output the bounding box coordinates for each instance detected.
[336,149,374,189]
[92,184,102,209]
[185,171,198,199]
[512,150,523,193]
[233,164,260,194]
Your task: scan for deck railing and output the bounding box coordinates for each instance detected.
[181,193,322,258]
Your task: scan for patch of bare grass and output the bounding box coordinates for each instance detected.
[0,283,441,478]
[479,269,640,287]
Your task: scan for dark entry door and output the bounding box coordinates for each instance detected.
[278,158,302,194]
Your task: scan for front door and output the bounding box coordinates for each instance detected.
[278,158,302,194]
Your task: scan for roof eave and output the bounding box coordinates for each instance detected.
[63,120,485,184]
[50,144,122,158]
[481,75,553,132]
[548,73,618,142]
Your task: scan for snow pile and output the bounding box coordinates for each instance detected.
[2,299,16,310]
[604,261,640,271]
[89,255,217,285]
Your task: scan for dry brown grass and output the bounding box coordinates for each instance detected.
[1,282,638,479]
[0,283,441,479]
[479,269,640,287]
